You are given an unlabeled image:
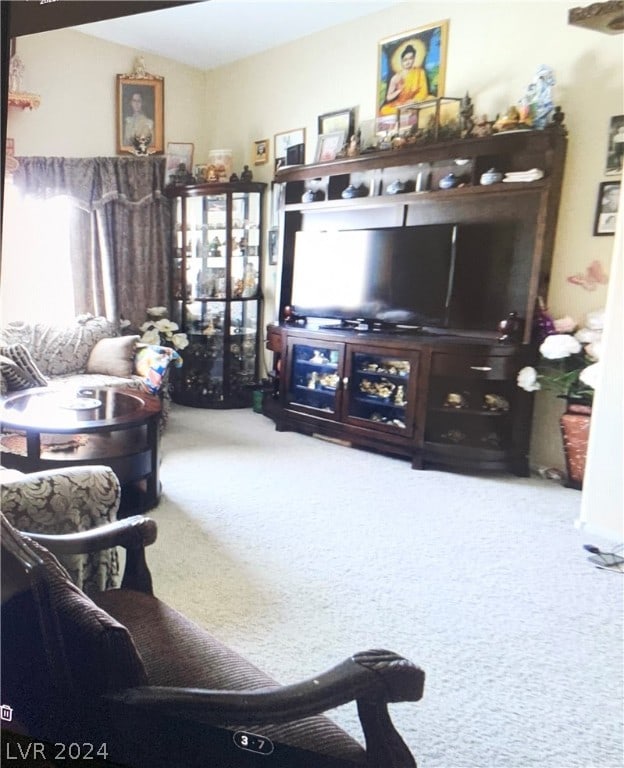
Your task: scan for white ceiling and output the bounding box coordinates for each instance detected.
[74,0,402,71]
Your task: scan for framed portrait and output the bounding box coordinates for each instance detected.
[594,181,620,236]
[165,143,194,178]
[377,20,449,133]
[116,74,164,155]
[605,114,624,176]
[314,131,346,163]
[318,107,356,141]
[274,128,305,172]
[268,228,279,266]
[254,138,269,165]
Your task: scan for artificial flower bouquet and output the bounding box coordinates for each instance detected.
[139,306,189,351]
[517,309,603,402]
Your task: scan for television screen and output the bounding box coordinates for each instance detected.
[291,225,457,328]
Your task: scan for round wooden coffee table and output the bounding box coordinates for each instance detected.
[0,386,162,511]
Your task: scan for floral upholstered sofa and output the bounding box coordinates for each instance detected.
[0,314,178,422]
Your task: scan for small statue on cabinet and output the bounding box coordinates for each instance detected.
[460,92,475,137]
[229,172,239,183]
[472,114,494,137]
[169,163,195,185]
[241,165,253,182]
[347,130,361,157]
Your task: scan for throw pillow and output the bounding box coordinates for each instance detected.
[134,345,181,394]
[86,336,140,378]
[0,344,48,390]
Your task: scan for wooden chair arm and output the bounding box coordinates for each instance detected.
[26,515,157,554]
[26,516,157,594]
[108,650,424,767]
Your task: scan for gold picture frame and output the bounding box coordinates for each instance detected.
[254,138,269,165]
[116,69,164,155]
[377,20,449,133]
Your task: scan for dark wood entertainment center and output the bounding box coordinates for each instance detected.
[266,127,567,475]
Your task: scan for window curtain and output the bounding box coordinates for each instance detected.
[12,156,171,329]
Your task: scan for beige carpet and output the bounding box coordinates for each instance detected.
[145,404,623,768]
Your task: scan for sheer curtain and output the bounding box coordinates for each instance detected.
[3,156,171,329]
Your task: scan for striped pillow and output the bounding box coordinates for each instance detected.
[0,344,48,391]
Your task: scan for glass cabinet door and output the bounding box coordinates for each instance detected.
[286,341,343,417]
[345,349,416,435]
[167,182,266,408]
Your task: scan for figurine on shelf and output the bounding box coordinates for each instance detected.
[524,65,556,130]
[9,55,24,93]
[472,114,494,137]
[241,165,253,182]
[229,172,239,183]
[168,163,195,186]
[460,92,475,137]
[347,130,361,157]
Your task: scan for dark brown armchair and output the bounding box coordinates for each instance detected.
[1,513,425,768]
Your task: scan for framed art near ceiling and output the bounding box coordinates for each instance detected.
[116,74,164,155]
[377,19,449,133]
[605,114,624,176]
[317,107,356,141]
[274,128,305,172]
[593,181,620,236]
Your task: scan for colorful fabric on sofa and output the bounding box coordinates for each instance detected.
[134,345,181,395]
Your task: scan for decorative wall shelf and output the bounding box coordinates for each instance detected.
[568,1,624,33]
[8,91,41,110]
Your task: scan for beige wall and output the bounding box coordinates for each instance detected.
[5,2,623,477]
[7,28,206,158]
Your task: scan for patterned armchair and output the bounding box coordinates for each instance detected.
[0,465,121,595]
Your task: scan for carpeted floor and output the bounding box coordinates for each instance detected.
[146,404,623,768]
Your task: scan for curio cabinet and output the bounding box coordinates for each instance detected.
[166,182,266,408]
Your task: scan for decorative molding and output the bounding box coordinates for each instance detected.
[122,56,163,81]
[568,1,624,33]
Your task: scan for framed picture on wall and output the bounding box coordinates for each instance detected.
[377,20,449,133]
[317,107,356,141]
[593,181,620,236]
[314,131,346,163]
[253,138,269,165]
[274,128,305,172]
[165,143,194,178]
[605,114,624,176]
[116,73,164,155]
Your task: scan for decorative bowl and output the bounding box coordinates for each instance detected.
[480,168,503,185]
[439,173,459,190]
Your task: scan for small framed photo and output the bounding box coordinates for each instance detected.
[274,128,305,172]
[315,131,346,163]
[268,227,279,266]
[165,142,194,178]
[194,164,208,183]
[605,114,624,176]
[253,139,269,165]
[593,181,620,236]
[116,74,164,155]
[318,107,356,141]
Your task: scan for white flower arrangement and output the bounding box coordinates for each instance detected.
[517,309,603,402]
[140,306,189,351]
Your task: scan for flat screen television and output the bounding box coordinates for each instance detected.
[290,225,457,330]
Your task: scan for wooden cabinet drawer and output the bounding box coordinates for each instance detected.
[431,353,517,380]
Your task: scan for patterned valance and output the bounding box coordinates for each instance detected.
[12,156,167,211]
